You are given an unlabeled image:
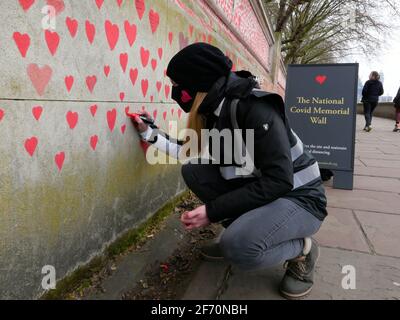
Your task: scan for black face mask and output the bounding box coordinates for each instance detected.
[171,86,197,113]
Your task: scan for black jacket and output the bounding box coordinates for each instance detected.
[199,72,327,223]
[362,80,384,103]
[393,87,400,108]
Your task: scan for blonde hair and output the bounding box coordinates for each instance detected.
[185,92,208,153]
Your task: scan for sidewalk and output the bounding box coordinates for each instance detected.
[183,115,400,300]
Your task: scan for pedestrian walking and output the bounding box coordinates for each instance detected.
[362,71,384,132]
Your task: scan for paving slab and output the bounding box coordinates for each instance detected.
[314,208,371,253]
[353,176,400,193]
[355,166,400,179]
[360,159,400,169]
[355,211,400,258]
[219,247,400,300]
[356,153,400,161]
[325,188,400,215]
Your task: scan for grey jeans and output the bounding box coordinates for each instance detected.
[182,162,323,271]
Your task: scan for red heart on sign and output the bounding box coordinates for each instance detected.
[13,32,31,58]
[124,21,137,47]
[27,64,53,96]
[315,75,327,85]
[107,109,117,132]
[66,17,78,38]
[32,106,43,121]
[149,9,160,34]
[65,75,74,92]
[85,20,96,44]
[24,137,38,157]
[55,152,65,171]
[45,30,60,56]
[105,20,119,51]
[90,135,98,150]
[135,0,145,20]
[66,111,78,129]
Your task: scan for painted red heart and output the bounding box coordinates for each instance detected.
[208,35,213,44]
[95,0,104,9]
[179,32,189,50]
[124,21,137,47]
[46,0,65,15]
[24,137,38,157]
[107,109,117,132]
[141,79,149,97]
[189,25,194,37]
[66,111,78,129]
[27,64,53,96]
[32,106,43,121]
[151,59,157,71]
[90,104,97,117]
[90,135,98,150]
[129,68,138,87]
[315,75,327,85]
[150,96,154,102]
[125,106,130,114]
[104,65,110,77]
[178,109,182,119]
[156,81,162,93]
[165,85,171,99]
[86,75,97,93]
[55,152,65,171]
[149,9,160,34]
[142,106,146,112]
[119,53,128,73]
[0,109,4,121]
[19,0,35,11]
[163,111,167,120]
[121,124,126,134]
[120,92,125,101]
[157,48,163,60]
[153,109,158,120]
[45,30,60,56]
[105,20,119,51]
[168,32,173,45]
[65,75,74,92]
[171,108,174,116]
[140,47,150,67]
[66,17,78,38]
[13,32,31,58]
[135,0,145,20]
[85,20,96,44]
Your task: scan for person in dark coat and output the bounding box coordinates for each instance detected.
[393,86,400,132]
[362,71,384,132]
[130,43,327,299]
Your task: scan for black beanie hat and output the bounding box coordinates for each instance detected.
[166,43,233,92]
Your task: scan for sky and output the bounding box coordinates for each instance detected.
[344,7,400,97]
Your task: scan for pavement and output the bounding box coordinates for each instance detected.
[183,115,400,300]
[84,115,400,300]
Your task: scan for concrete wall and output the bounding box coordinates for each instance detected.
[357,103,397,121]
[0,0,281,299]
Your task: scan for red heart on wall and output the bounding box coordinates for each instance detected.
[120,53,128,73]
[135,0,146,20]
[189,25,194,37]
[168,32,173,45]
[0,109,4,121]
[165,85,170,99]
[55,152,65,171]
[85,20,96,44]
[27,64,53,96]
[95,0,104,9]
[178,109,182,119]
[90,135,98,150]
[107,109,117,132]
[163,111,167,120]
[124,21,137,47]
[151,59,157,71]
[129,68,138,87]
[46,0,65,15]
[156,81,162,93]
[24,137,38,157]
[13,32,31,58]
[19,0,35,11]
[140,47,150,67]
[121,124,126,134]
[105,20,119,50]
[149,9,160,34]
[45,30,60,56]
[104,65,110,77]
[116,0,123,7]
[153,109,158,120]
[120,92,125,101]
[86,75,97,93]
[141,79,149,97]
[65,75,74,92]
[66,17,78,38]
[66,111,78,129]
[315,75,327,85]
[158,48,163,60]
[90,105,98,117]
[32,106,43,121]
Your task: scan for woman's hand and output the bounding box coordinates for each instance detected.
[130,111,152,133]
[181,205,211,230]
